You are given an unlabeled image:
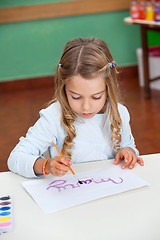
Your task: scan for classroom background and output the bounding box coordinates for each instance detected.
[0,0,160,172]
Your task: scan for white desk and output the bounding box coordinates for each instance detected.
[1,153,160,240]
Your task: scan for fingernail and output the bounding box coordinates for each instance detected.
[129,165,133,169]
[122,166,125,169]
[125,160,128,163]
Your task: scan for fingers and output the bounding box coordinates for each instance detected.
[122,155,144,169]
[54,158,70,175]
[46,156,71,177]
[137,157,144,166]
[128,155,138,169]
[115,150,132,168]
[54,157,71,176]
[114,151,122,165]
[121,153,132,169]
[127,156,144,169]
[115,148,144,170]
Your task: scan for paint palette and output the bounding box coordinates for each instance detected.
[0,195,12,235]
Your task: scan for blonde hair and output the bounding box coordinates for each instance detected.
[54,37,122,158]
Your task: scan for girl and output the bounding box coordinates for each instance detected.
[8,37,144,178]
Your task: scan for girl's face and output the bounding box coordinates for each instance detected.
[65,74,107,119]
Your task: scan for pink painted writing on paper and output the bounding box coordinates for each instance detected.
[46,177,123,192]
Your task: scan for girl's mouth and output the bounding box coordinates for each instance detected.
[82,113,93,117]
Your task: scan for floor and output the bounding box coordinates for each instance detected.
[0,73,160,172]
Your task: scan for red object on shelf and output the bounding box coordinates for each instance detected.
[130,0,139,19]
[139,0,145,20]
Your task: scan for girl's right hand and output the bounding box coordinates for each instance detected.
[45,156,71,177]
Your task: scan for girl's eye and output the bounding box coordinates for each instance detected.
[92,96,102,100]
[71,95,102,100]
[71,96,81,100]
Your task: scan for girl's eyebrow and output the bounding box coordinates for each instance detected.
[68,90,106,95]
[68,90,80,95]
[93,90,106,96]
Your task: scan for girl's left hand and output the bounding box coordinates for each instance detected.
[114,147,144,169]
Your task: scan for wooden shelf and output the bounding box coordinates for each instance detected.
[0,0,131,24]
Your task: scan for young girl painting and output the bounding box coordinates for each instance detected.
[8,37,144,178]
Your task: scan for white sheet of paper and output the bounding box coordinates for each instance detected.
[22,165,149,214]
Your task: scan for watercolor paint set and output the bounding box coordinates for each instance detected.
[0,195,12,235]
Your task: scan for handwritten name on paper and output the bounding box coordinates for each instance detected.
[46,177,124,192]
[22,164,149,214]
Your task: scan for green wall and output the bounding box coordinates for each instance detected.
[1,0,160,82]
[0,10,142,82]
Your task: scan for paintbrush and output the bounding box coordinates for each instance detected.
[52,141,83,184]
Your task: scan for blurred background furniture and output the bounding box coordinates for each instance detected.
[124,16,160,98]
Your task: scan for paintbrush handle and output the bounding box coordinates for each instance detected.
[69,166,75,175]
[52,141,64,158]
[52,141,75,175]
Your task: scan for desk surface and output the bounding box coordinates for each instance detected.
[124,16,160,27]
[1,153,160,240]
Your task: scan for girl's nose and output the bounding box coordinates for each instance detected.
[82,99,90,111]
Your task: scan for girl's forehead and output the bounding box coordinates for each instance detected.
[66,75,106,94]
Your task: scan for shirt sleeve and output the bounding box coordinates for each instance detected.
[118,104,139,156]
[7,104,60,178]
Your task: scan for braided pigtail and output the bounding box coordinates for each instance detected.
[99,60,122,151]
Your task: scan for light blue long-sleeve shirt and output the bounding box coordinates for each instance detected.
[7,101,139,178]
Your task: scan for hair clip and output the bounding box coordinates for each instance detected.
[58,63,61,67]
[108,62,116,69]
